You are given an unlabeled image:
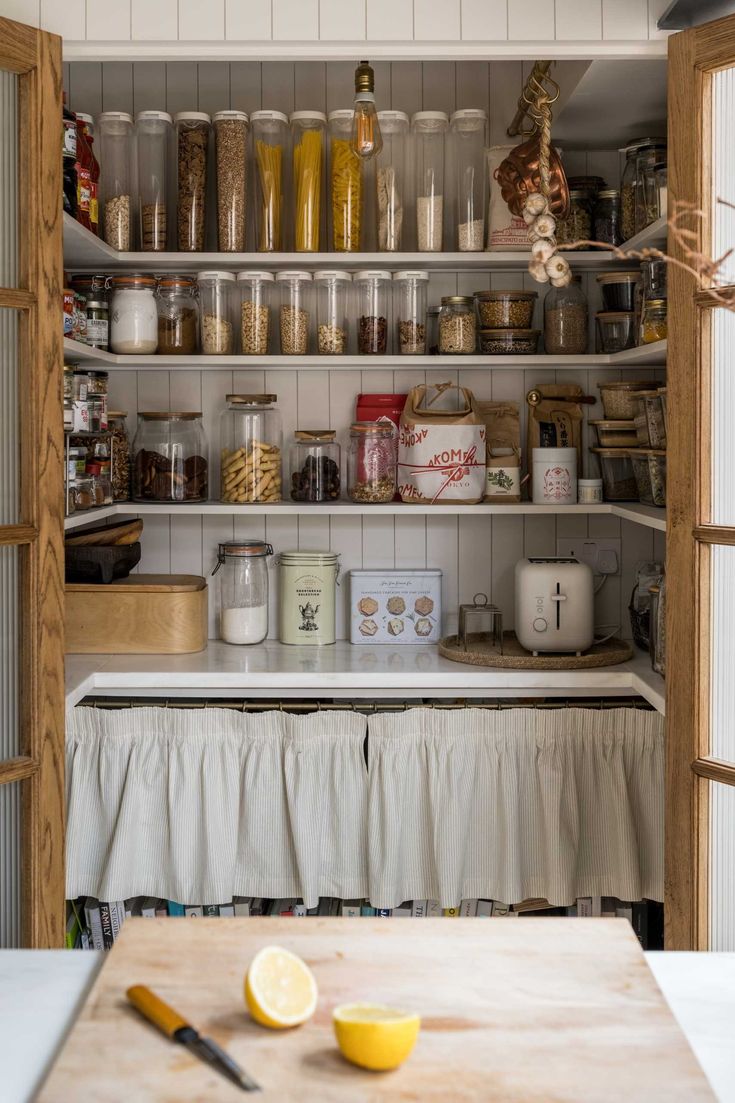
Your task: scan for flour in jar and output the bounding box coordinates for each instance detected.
[220,604,268,644]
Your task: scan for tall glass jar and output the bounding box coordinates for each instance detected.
[543,278,588,355]
[328,108,362,251]
[220,394,282,503]
[213,110,248,252]
[109,274,158,354]
[654,161,668,219]
[238,270,273,355]
[635,142,666,233]
[354,270,390,354]
[348,421,397,503]
[291,110,326,252]
[251,110,288,252]
[175,111,211,251]
[556,189,592,246]
[412,111,447,252]
[276,271,313,355]
[213,540,273,646]
[290,429,341,501]
[97,111,135,250]
[375,111,409,251]
[394,270,428,354]
[314,270,350,354]
[156,276,198,355]
[449,108,487,251]
[132,412,208,502]
[197,271,235,355]
[438,295,476,354]
[108,411,131,501]
[593,188,621,246]
[136,110,172,252]
[620,139,644,242]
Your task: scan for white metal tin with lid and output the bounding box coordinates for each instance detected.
[278,551,340,646]
[532,447,578,505]
[349,569,442,645]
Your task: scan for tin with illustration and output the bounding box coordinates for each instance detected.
[278,551,340,645]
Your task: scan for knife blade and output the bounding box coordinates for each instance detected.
[127,984,261,1093]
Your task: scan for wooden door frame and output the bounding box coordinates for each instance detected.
[0,17,64,947]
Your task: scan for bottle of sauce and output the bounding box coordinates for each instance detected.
[63,96,77,217]
[77,113,100,236]
[74,114,95,233]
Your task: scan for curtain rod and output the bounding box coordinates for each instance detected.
[85,697,651,713]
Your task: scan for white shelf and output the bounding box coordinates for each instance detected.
[63,337,668,370]
[64,641,665,714]
[64,500,666,530]
[618,217,667,253]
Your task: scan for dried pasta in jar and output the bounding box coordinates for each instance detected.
[329,109,362,252]
[292,112,326,252]
[251,110,287,252]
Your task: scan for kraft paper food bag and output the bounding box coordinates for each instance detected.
[398,382,486,504]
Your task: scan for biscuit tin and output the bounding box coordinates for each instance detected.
[349,569,442,645]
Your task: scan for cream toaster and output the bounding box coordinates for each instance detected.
[514,557,594,655]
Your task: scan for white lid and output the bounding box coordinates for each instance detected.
[328,108,354,122]
[197,270,236,282]
[76,111,94,125]
[313,270,352,281]
[213,110,248,123]
[353,269,391,281]
[290,110,327,124]
[532,447,577,461]
[237,270,275,282]
[275,270,312,281]
[411,110,449,126]
[450,108,487,123]
[250,109,289,125]
[280,550,340,562]
[377,110,409,124]
[97,111,133,125]
[173,111,211,124]
[136,109,173,124]
[393,270,429,281]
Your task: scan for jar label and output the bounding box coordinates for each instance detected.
[86,317,108,344]
[542,464,573,501]
[280,568,336,645]
[63,121,77,158]
[485,464,521,499]
[76,165,91,213]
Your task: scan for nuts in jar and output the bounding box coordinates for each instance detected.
[438,295,476,354]
[474,289,537,329]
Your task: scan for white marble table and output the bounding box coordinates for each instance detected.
[1,949,733,1101]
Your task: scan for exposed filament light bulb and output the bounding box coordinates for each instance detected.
[351,60,382,160]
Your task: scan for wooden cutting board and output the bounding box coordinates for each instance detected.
[39,919,713,1101]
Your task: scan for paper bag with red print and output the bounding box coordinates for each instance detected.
[398,382,486,504]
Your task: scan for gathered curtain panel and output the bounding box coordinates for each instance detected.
[65,706,663,909]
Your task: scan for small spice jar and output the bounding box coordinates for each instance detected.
[237,270,273,355]
[279,550,340,646]
[355,270,391,354]
[197,271,235,355]
[85,298,109,350]
[290,430,341,501]
[213,110,248,252]
[87,371,108,432]
[175,111,211,251]
[314,270,350,354]
[156,276,198,355]
[213,540,273,646]
[593,188,622,246]
[72,475,95,511]
[109,274,158,354]
[578,478,603,504]
[348,421,397,503]
[276,271,313,355]
[133,412,208,502]
[543,278,588,355]
[108,411,131,501]
[438,295,476,354]
[219,394,282,504]
[641,298,667,344]
[394,270,428,354]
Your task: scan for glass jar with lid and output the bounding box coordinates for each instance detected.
[314,270,350,354]
[108,411,131,501]
[375,111,409,251]
[109,274,158,354]
[354,270,390,354]
[97,111,135,250]
[156,276,198,355]
[213,540,273,646]
[593,188,622,246]
[620,139,645,242]
[291,110,327,252]
[412,111,447,252]
[132,412,208,502]
[543,278,588,355]
[635,143,666,233]
[251,110,288,252]
[213,110,248,252]
[85,298,109,350]
[394,270,428,354]
[654,162,667,219]
[641,298,668,344]
[276,271,313,355]
[556,189,592,246]
[175,111,211,251]
[238,270,273,355]
[348,421,397,503]
[290,429,341,501]
[136,110,172,252]
[328,109,362,252]
[438,295,476,354]
[449,108,487,251]
[197,271,235,355]
[220,394,282,504]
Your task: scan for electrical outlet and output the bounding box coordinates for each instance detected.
[556,538,621,576]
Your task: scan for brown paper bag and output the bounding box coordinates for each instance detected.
[398,382,486,504]
[527,384,584,493]
[479,401,522,502]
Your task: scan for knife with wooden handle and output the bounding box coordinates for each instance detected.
[127,985,261,1093]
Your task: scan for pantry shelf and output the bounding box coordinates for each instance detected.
[62,338,668,370]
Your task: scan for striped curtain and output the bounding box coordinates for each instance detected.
[65,706,663,908]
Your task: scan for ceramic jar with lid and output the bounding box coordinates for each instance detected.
[279,550,340,645]
[220,394,282,504]
[109,274,158,354]
[438,295,476,354]
[290,430,341,502]
[213,539,273,645]
[132,412,208,502]
[156,276,198,355]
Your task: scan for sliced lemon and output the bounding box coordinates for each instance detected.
[333,1002,421,1071]
[244,945,318,1029]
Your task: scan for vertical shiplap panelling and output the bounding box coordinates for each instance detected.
[272,0,319,41]
[414,0,460,42]
[366,0,413,41]
[508,0,554,41]
[67,62,102,116]
[226,0,272,41]
[554,0,602,42]
[178,0,224,40]
[602,0,647,41]
[319,0,366,40]
[41,0,85,37]
[618,517,656,643]
[0,781,21,948]
[101,62,134,113]
[0,1,40,26]
[460,0,508,42]
[230,62,262,114]
[132,62,167,115]
[86,0,130,41]
[711,781,735,952]
[197,61,232,250]
[131,0,177,41]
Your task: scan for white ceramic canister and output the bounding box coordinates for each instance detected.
[577,477,603,504]
[279,551,340,645]
[532,447,577,505]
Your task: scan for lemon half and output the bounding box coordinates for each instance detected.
[245,945,318,1029]
[333,1002,421,1071]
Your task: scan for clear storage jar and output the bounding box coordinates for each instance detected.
[290,429,341,501]
[213,540,273,646]
[213,110,248,252]
[220,394,282,503]
[348,421,397,503]
[314,270,350,355]
[449,108,487,251]
[593,188,621,246]
[375,111,409,251]
[133,412,208,502]
[596,310,636,354]
[291,110,326,252]
[556,189,592,246]
[108,410,131,501]
[156,276,198,355]
[438,295,476,354]
[635,143,666,234]
[135,110,172,252]
[620,139,646,242]
[109,274,158,354]
[197,271,235,354]
[238,270,273,355]
[328,109,362,252]
[412,111,447,252]
[175,111,210,251]
[251,110,288,252]
[394,270,428,354]
[276,271,313,355]
[544,279,588,355]
[97,111,135,250]
[355,269,390,354]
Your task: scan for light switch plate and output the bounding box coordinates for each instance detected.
[556,538,621,575]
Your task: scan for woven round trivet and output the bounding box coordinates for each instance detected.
[438,631,633,669]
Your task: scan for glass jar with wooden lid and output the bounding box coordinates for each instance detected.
[132,412,208,502]
[219,395,282,504]
[290,429,341,502]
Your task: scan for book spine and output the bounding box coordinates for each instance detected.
[293,904,308,917]
[202,904,219,917]
[218,904,235,917]
[442,907,459,918]
[476,900,493,917]
[411,900,428,918]
[459,899,478,917]
[184,905,203,918]
[167,901,186,917]
[233,897,251,917]
[108,901,122,942]
[375,909,392,918]
[360,905,376,917]
[98,902,114,949]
